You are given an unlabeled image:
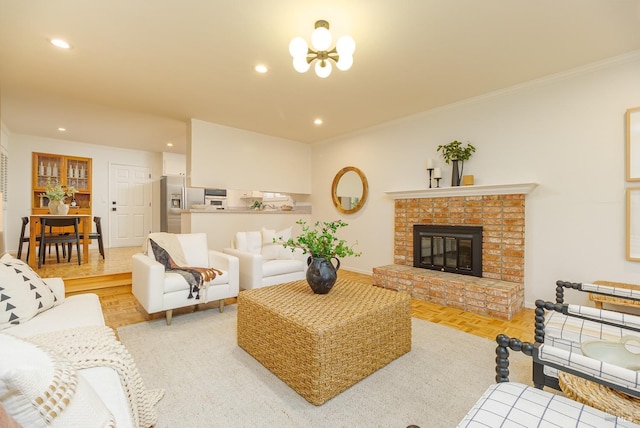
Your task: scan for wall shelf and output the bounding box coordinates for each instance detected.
[384,183,538,199]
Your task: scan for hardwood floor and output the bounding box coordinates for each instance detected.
[25,246,535,342]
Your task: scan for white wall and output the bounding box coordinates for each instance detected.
[188,119,311,193]
[311,53,640,307]
[4,133,162,253]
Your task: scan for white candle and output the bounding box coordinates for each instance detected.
[426,158,434,169]
[433,167,442,179]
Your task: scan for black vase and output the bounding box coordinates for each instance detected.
[306,256,341,294]
[451,160,463,186]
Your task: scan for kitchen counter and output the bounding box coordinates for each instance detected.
[181,209,312,251]
[186,206,311,214]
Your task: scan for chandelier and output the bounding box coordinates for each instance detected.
[288,20,356,78]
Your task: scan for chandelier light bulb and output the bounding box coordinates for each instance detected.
[289,19,354,78]
[315,60,332,78]
[289,37,308,58]
[293,56,311,73]
[336,54,353,71]
[336,35,356,56]
[311,26,332,51]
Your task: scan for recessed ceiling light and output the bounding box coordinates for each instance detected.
[314,118,323,125]
[255,64,268,73]
[167,143,173,147]
[58,127,66,132]
[50,38,70,49]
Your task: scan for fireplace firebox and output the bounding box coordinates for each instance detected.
[413,225,483,277]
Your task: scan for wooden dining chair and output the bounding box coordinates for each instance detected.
[18,217,65,262]
[67,216,105,260]
[88,216,105,259]
[38,217,81,268]
[17,217,41,262]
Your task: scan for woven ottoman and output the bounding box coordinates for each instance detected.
[237,279,412,405]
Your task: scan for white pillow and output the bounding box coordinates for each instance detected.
[0,254,57,330]
[234,231,262,255]
[0,333,115,427]
[261,227,293,261]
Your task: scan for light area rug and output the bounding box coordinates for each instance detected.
[117,305,531,428]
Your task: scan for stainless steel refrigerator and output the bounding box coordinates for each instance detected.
[160,176,204,233]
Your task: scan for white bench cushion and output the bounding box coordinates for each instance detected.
[538,343,640,393]
[457,382,639,427]
[545,310,640,351]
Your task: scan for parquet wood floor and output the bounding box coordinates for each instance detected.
[24,246,535,342]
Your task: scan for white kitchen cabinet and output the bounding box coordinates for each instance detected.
[239,190,263,199]
[162,152,186,176]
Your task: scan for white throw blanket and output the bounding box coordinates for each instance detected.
[144,232,188,266]
[29,326,163,428]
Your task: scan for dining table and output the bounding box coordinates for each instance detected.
[28,214,91,269]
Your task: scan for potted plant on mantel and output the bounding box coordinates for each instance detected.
[42,177,77,215]
[277,219,362,294]
[437,140,476,186]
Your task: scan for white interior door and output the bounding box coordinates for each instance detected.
[109,163,151,248]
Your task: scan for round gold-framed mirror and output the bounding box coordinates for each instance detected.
[331,166,368,214]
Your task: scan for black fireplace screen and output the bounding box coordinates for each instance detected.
[413,225,482,277]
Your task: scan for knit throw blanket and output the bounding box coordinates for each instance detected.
[29,326,163,428]
[148,237,222,300]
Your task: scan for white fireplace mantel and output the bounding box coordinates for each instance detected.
[384,183,538,199]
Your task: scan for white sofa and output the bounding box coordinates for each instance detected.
[223,227,307,290]
[132,232,239,324]
[1,275,135,427]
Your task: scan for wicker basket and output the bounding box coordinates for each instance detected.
[559,371,640,423]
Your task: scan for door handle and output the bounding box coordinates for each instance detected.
[112,207,117,211]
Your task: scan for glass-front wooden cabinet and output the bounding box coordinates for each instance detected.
[32,152,92,214]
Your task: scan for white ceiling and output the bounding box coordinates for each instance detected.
[1,0,640,154]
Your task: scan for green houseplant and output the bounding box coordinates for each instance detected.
[279,219,362,260]
[277,219,361,294]
[436,140,476,186]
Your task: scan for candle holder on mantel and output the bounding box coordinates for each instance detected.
[426,168,434,188]
[432,167,442,188]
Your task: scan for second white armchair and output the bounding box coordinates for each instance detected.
[224,227,307,290]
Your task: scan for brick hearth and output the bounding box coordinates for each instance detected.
[373,185,536,320]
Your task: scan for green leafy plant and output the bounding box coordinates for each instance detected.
[277,219,362,260]
[41,177,76,202]
[436,140,476,164]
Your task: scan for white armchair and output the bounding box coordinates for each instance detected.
[132,232,239,325]
[223,227,307,290]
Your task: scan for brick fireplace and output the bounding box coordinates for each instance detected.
[372,183,537,320]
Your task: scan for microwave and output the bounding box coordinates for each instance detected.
[204,188,227,209]
[205,188,227,198]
